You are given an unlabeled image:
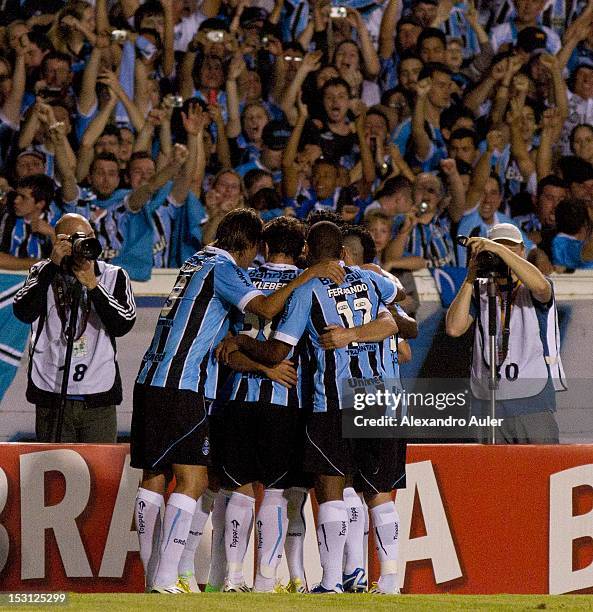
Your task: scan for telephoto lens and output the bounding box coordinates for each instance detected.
[69,232,103,260]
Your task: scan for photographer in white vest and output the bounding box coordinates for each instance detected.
[13,213,136,443]
[446,223,566,443]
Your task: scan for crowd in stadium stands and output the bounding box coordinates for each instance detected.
[1,0,593,284]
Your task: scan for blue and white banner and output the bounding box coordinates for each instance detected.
[430,266,468,308]
[0,274,29,402]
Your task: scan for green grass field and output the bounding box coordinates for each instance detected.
[11,593,593,611]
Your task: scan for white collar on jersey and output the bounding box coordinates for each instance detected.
[204,245,237,265]
[263,262,299,270]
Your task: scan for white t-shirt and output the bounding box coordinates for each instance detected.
[174,12,207,52]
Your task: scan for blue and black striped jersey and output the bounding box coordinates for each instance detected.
[381,304,407,415]
[0,209,59,259]
[272,264,398,412]
[144,182,184,269]
[226,262,310,408]
[136,246,262,393]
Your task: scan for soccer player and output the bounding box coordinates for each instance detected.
[130,208,344,594]
[217,221,401,593]
[214,216,308,592]
[340,224,416,593]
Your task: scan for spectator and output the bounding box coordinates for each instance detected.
[385,172,456,269]
[552,198,593,270]
[0,0,589,287]
[0,174,56,270]
[456,174,534,266]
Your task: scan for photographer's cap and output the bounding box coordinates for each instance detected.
[488,223,523,244]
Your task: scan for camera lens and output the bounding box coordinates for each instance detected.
[72,236,103,260]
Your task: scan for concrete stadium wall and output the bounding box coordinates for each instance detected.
[2,270,592,442]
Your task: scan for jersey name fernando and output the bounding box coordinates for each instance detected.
[272,265,398,412]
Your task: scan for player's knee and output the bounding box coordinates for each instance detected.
[315,475,345,503]
[173,465,208,498]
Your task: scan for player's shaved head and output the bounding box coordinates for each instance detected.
[307,221,343,263]
[342,225,376,265]
[55,213,93,237]
[343,234,364,266]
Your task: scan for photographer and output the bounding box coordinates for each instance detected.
[13,213,136,443]
[446,223,565,444]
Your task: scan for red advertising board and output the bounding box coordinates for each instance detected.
[1,443,592,594]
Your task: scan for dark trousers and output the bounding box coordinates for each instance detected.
[35,400,117,443]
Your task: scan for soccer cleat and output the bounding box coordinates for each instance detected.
[254,582,289,594]
[223,579,252,592]
[204,583,222,592]
[150,584,186,594]
[369,581,400,595]
[286,578,308,593]
[310,583,344,594]
[177,571,200,593]
[343,568,367,592]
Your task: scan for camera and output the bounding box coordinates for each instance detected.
[69,232,103,260]
[111,30,128,42]
[415,201,429,217]
[330,6,347,18]
[474,251,509,279]
[206,30,225,43]
[456,235,510,278]
[164,94,184,108]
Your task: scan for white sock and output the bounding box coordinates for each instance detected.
[207,489,231,589]
[225,491,255,584]
[153,493,196,588]
[343,487,365,575]
[254,489,288,591]
[370,501,400,593]
[284,487,308,582]
[135,488,163,588]
[316,500,348,590]
[362,498,369,572]
[178,488,215,576]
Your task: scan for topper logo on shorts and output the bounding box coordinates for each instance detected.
[173,538,186,545]
[339,521,347,536]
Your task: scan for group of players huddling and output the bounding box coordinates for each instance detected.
[130,207,415,595]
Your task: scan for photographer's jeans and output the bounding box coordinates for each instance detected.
[35,400,117,443]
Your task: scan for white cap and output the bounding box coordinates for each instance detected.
[487,223,523,244]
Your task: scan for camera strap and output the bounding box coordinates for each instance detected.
[498,275,517,364]
[52,274,91,342]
